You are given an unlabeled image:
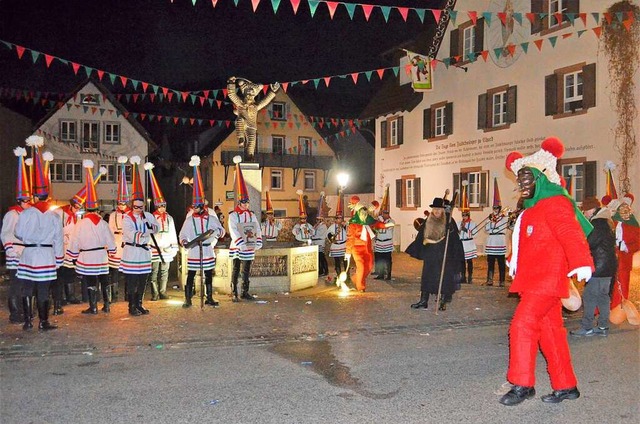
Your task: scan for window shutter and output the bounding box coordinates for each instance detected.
[566,0,580,14]
[450,28,460,64]
[545,74,558,116]
[584,161,597,198]
[531,0,544,34]
[453,173,461,207]
[582,63,596,109]
[423,108,432,139]
[414,178,421,208]
[474,18,485,55]
[396,179,403,208]
[507,85,517,124]
[477,93,487,129]
[380,120,388,148]
[480,171,488,206]
[397,117,404,145]
[445,102,453,135]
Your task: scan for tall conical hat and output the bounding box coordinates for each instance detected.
[73,166,107,205]
[233,155,249,204]
[116,156,130,203]
[492,177,502,208]
[190,155,205,206]
[83,160,100,210]
[25,135,48,197]
[317,192,327,218]
[602,161,619,208]
[130,156,144,201]
[13,147,31,201]
[335,191,344,218]
[380,184,390,213]
[265,189,274,213]
[460,180,470,212]
[296,190,307,218]
[565,168,574,197]
[42,150,54,197]
[144,162,166,206]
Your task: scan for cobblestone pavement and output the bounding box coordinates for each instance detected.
[1,253,637,358]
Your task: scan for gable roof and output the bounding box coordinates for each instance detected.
[359,80,424,119]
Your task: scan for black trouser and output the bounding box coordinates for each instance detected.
[22,279,50,300]
[124,273,148,300]
[333,256,346,275]
[486,255,506,282]
[8,270,24,320]
[232,259,252,284]
[83,274,110,291]
[186,269,213,295]
[462,258,474,283]
[318,252,328,275]
[376,252,392,278]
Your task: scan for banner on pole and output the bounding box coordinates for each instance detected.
[406,50,433,91]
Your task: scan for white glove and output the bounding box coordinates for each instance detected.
[567,266,592,282]
[345,253,351,261]
[507,261,516,278]
[619,241,628,253]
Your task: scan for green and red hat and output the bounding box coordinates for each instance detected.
[144,162,166,207]
[129,156,144,201]
[83,160,100,210]
[190,155,205,207]
[116,156,130,204]
[13,146,31,201]
[25,135,48,197]
[233,155,249,204]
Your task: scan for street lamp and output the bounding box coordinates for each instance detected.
[336,172,349,192]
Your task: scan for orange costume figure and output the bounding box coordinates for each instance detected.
[345,197,388,292]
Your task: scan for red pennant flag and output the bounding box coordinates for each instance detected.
[288,122,293,128]
[628,11,636,22]
[190,118,195,125]
[326,2,338,19]
[290,0,301,14]
[161,87,169,96]
[301,79,309,85]
[506,44,516,56]
[123,112,130,118]
[262,85,268,95]
[132,94,139,103]
[209,119,215,126]
[603,12,613,24]
[534,39,544,50]
[525,13,536,24]
[149,94,156,102]
[97,70,105,81]
[211,0,218,7]
[592,26,602,38]
[173,117,179,125]
[397,7,409,22]
[157,115,163,122]
[15,45,26,59]
[203,90,210,98]
[282,82,289,92]
[324,76,331,87]
[468,11,478,25]
[119,76,128,88]
[497,12,507,26]
[623,19,633,31]
[431,9,441,23]
[222,88,228,98]
[562,33,573,39]
[226,121,231,128]
[350,72,359,84]
[481,50,489,61]
[181,91,188,102]
[579,13,587,26]
[554,12,563,24]
[44,54,55,67]
[199,96,205,106]
[376,68,385,79]
[216,100,222,109]
[361,4,373,21]
[272,122,278,129]
[140,113,146,121]
[167,92,174,102]
[71,62,80,75]
[251,0,260,12]
[141,82,149,92]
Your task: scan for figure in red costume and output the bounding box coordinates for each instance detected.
[345,196,390,292]
[611,193,640,310]
[500,138,594,406]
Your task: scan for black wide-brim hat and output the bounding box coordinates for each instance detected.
[429,197,446,208]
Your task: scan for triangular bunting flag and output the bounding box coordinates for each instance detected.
[592,26,602,38]
[344,3,355,19]
[534,39,544,50]
[376,68,385,79]
[290,0,300,14]
[323,76,331,87]
[308,0,319,17]
[361,4,373,21]
[71,62,80,75]
[548,36,558,47]
[326,2,338,19]
[482,12,492,26]
[414,8,425,23]
[251,0,260,12]
[431,8,441,23]
[350,72,359,84]
[520,42,529,53]
[271,0,281,13]
[397,7,409,22]
[44,54,55,67]
[15,45,26,59]
[380,6,391,22]
[449,10,457,25]
[468,11,478,25]
[30,50,40,64]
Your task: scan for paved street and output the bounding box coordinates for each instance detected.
[1,253,638,423]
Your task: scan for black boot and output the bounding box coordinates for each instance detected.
[385,262,392,281]
[110,282,119,303]
[182,284,193,308]
[438,298,447,311]
[486,271,494,286]
[136,293,150,315]
[467,272,473,284]
[64,282,82,304]
[204,283,219,307]
[241,281,254,300]
[37,300,57,331]
[411,291,429,309]
[231,282,240,303]
[9,297,23,324]
[22,297,33,330]
[82,289,98,315]
[101,285,111,313]
[52,299,64,316]
[128,293,142,316]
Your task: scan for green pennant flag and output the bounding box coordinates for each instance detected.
[308,0,319,17]
[482,12,492,26]
[364,70,373,81]
[548,36,558,47]
[0,40,11,49]
[158,94,164,102]
[208,99,214,107]
[392,66,399,77]
[108,73,117,85]
[449,10,457,25]
[212,89,219,97]
[198,119,204,126]
[132,112,139,119]
[233,0,239,6]
[512,12,522,25]
[442,57,451,68]
[271,0,281,14]
[494,48,503,59]
[591,12,600,24]
[115,110,121,117]
[66,103,73,111]
[48,100,56,108]
[380,6,391,22]
[83,106,89,113]
[313,78,320,89]
[57,58,68,65]
[615,12,624,22]
[181,117,188,125]
[130,79,139,90]
[344,3,356,19]
[84,66,93,78]
[566,12,577,25]
[295,122,301,129]
[152,85,159,94]
[192,0,197,5]
[218,121,224,127]
[30,50,40,64]
[577,29,587,38]
[415,8,425,23]
[99,108,105,116]
[125,94,131,102]
[279,122,285,129]
[190,94,197,105]
[520,42,529,53]
[165,116,171,123]
[265,122,270,129]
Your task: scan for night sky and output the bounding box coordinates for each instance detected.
[0,0,442,154]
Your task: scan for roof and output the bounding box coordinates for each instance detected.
[359,80,424,119]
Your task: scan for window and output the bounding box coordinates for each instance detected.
[271,102,286,120]
[558,158,597,203]
[548,0,568,28]
[270,169,283,190]
[450,19,484,64]
[100,163,117,183]
[531,0,579,35]
[60,120,77,142]
[124,164,133,183]
[104,123,120,144]
[303,171,316,191]
[395,176,421,210]
[272,136,285,155]
[380,116,404,148]
[273,209,287,218]
[453,170,489,209]
[545,63,596,117]
[80,93,100,105]
[423,102,453,140]
[478,85,517,131]
[299,137,311,156]
[65,162,82,182]
[81,121,99,152]
[50,163,64,182]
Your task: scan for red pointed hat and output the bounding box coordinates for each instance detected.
[13,147,31,201]
[296,189,307,218]
[144,162,166,206]
[42,150,54,197]
[83,160,100,210]
[25,135,48,197]
[380,184,390,213]
[492,177,502,208]
[189,155,205,206]
[73,165,107,205]
[233,155,249,204]
[460,180,470,212]
[129,156,144,201]
[505,136,564,185]
[335,191,344,218]
[265,190,274,214]
[602,160,619,207]
[116,156,130,204]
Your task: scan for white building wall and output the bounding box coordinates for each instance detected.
[375,0,640,251]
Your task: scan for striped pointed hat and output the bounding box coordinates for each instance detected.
[565,168,575,197]
[492,177,502,209]
[335,191,344,218]
[25,135,48,197]
[116,156,130,204]
[73,166,107,205]
[13,147,31,201]
[265,190,274,214]
[130,156,144,201]
[602,161,619,208]
[380,184,390,213]
[233,155,249,204]
[190,155,205,206]
[460,180,470,212]
[42,150,54,197]
[82,160,100,210]
[296,190,307,218]
[144,162,166,207]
